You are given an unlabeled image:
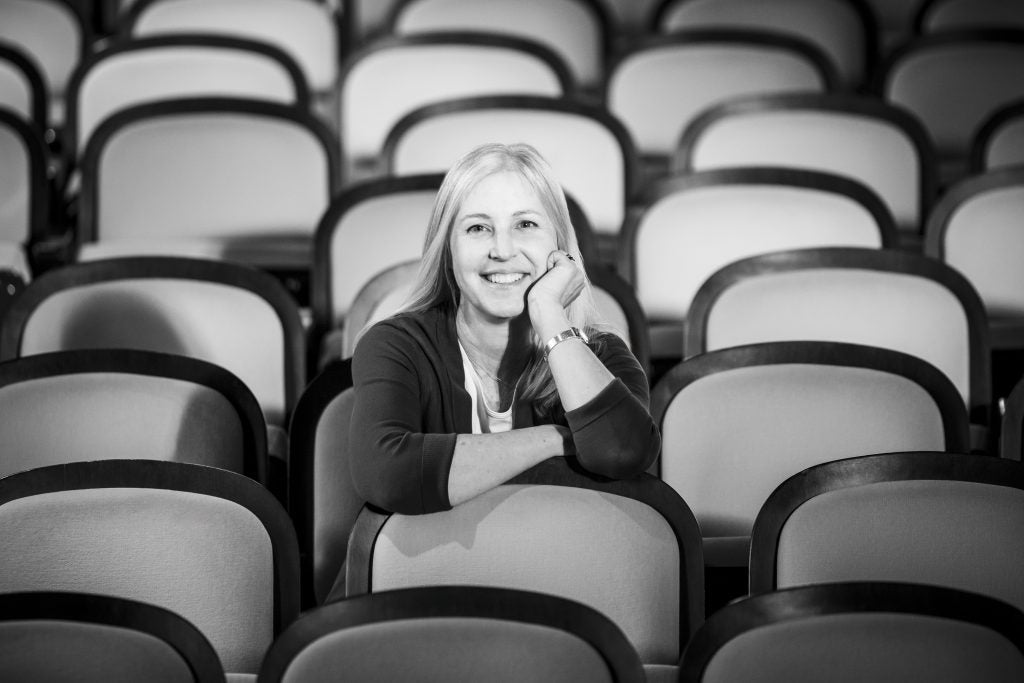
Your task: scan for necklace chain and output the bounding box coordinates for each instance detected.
[468,357,522,387]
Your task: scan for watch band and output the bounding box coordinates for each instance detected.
[543,327,590,361]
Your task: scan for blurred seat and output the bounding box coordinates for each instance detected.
[382,95,638,244]
[651,341,968,590]
[259,586,645,683]
[971,99,1024,172]
[0,108,48,282]
[914,0,1024,34]
[0,256,306,493]
[875,29,1024,187]
[339,33,572,180]
[63,35,311,178]
[680,581,1024,683]
[652,0,876,91]
[0,458,300,678]
[345,457,704,682]
[620,168,896,361]
[122,0,341,130]
[1001,373,1024,461]
[674,93,937,238]
[604,31,835,180]
[0,0,91,126]
[0,43,48,131]
[335,260,420,363]
[0,348,267,482]
[311,174,438,359]
[588,266,652,377]
[76,97,339,274]
[0,591,225,683]
[686,247,992,436]
[749,451,1024,614]
[287,357,360,608]
[924,166,1024,354]
[388,0,612,96]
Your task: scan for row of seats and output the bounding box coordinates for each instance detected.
[2,449,1023,680]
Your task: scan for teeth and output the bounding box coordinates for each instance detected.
[484,273,525,284]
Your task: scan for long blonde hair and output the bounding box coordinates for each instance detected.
[399,142,605,414]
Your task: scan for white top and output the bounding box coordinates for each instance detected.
[459,341,515,434]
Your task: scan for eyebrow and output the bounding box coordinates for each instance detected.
[458,209,542,221]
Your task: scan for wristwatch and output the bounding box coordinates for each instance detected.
[543,327,590,361]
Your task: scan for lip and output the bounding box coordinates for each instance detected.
[480,272,529,286]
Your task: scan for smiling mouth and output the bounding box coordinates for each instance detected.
[482,273,526,285]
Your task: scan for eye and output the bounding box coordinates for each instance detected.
[466,223,490,234]
[517,219,539,229]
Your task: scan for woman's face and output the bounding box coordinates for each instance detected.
[450,170,560,325]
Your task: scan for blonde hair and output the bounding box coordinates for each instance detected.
[399,142,605,413]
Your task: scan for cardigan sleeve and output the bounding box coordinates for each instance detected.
[563,333,661,478]
[348,321,456,514]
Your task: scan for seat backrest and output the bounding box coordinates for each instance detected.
[1001,373,1024,461]
[651,341,969,566]
[0,591,225,683]
[653,0,875,90]
[621,168,894,326]
[64,35,311,163]
[124,0,339,99]
[0,108,49,249]
[389,0,611,92]
[0,459,300,675]
[340,260,420,360]
[259,586,645,683]
[0,256,306,429]
[605,31,834,160]
[288,358,361,607]
[0,348,267,482]
[0,43,48,129]
[877,30,1024,173]
[749,452,1024,613]
[312,174,439,332]
[77,97,339,257]
[675,93,936,234]
[680,581,1024,683]
[0,0,89,125]
[339,33,571,172]
[588,265,651,376]
[345,458,704,674]
[924,167,1024,323]
[915,0,1024,34]
[384,95,637,238]
[972,99,1024,172]
[686,247,991,419]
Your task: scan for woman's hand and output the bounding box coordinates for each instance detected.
[526,250,585,336]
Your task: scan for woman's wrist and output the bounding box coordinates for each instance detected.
[528,302,571,341]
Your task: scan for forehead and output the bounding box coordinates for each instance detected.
[459,170,545,214]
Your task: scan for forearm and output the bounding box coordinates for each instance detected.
[532,307,614,410]
[448,424,574,506]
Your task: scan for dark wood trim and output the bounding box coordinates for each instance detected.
[970,99,1024,173]
[0,44,49,131]
[0,108,49,245]
[924,165,1024,261]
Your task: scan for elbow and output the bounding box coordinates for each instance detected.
[578,424,661,480]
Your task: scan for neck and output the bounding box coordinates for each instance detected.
[456,307,532,381]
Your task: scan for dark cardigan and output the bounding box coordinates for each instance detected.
[348,305,661,514]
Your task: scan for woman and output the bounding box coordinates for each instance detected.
[349,143,660,514]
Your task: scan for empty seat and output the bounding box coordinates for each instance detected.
[605,31,835,177]
[0,108,48,281]
[339,33,572,179]
[260,586,645,683]
[0,348,267,482]
[653,0,876,90]
[76,97,339,271]
[749,451,1024,613]
[971,99,1024,172]
[651,340,969,571]
[621,168,895,360]
[389,0,612,95]
[0,43,48,130]
[0,591,225,683]
[675,93,937,237]
[876,30,1024,186]
[0,458,300,677]
[915,0,1024,34]
[686,247,992,432]
[680,581,1024,683]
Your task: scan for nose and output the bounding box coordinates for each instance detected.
[488,227,515,260]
